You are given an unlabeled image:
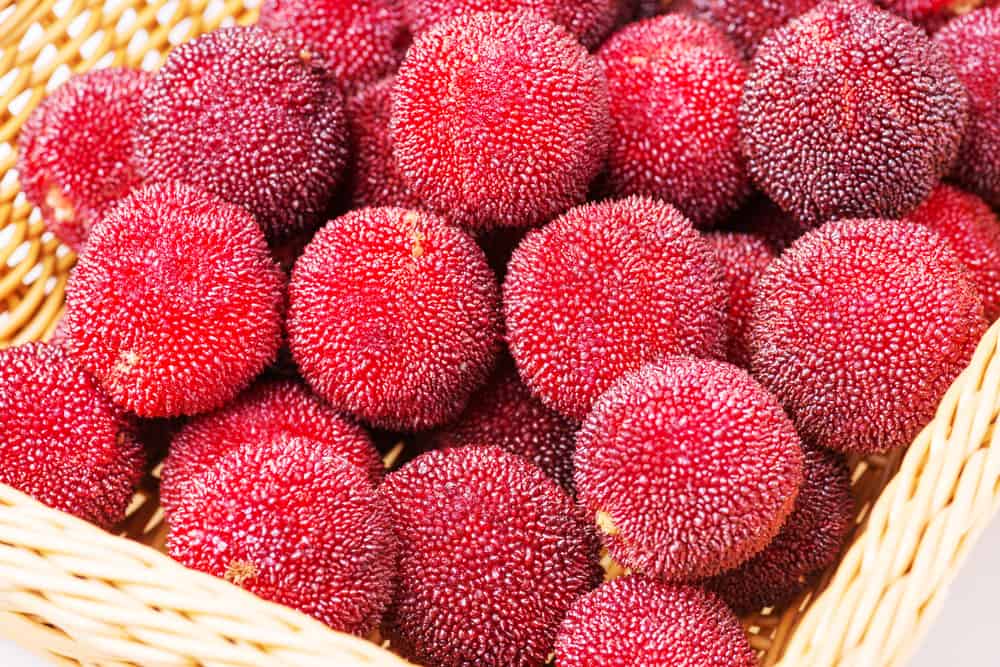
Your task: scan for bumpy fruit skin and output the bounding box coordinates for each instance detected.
[258,0,408,94]
[136,27,348,240]
[0,343,144,529]
[345,77,422,209]
[504,196,728,420]
[575,357,804,581]
[750,219,986,453]
[421,356,577,490]
[160,379,381,514]
[17,68,150,251]
[167,438,396,635]
[380,446,601,667]
[556,576,756,667]
[705,445,853,613]
[62,182,284,418]
[706,231,776,368]
[740,0,968,226]
[596,16,750,227]
[878,0,994,30]
[288,207,501,430]
[391,11,610,230]
[903,184,1000,321]
[936,8,1000,208]
[401,0,621,48]
[692,0,820,58]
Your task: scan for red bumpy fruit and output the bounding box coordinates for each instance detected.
[136,26,348,239]
[903,184,1000,322]
[692,0,820,58]
[258,0,408,94]
[597,15,750,227]
[62,182,284,418]
[380,446,601,666]
[740,0,967,226]
[0,343,144,529]
[936,7,1000,208]
[391,11,610,229]
[750,219,986,453]
[17,67,150,250]
[504,196,727,420]
[288,207,501,430]
[160,379,382,514]
[556,576,756,666]
[705,444,854,613]
[575,357,804,581]
[168,438,396,635]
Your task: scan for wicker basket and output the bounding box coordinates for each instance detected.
[1,1,999,665]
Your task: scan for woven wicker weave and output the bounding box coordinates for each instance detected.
[1,1,999,665]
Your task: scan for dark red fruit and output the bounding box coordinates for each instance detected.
[136,26,348,239]
[707,231,776,368]
[692,0,820,57]
[380,446,601,666]
[740,0,967,226]
[17,68,150,251]
[575,357,804,581]
[167,438,396,635]
[160,379,382,514]
[62,182,284,418]
[0,343,144,529]
[878,0,995,30]
[401,0,621,48]
[936,7,1000,208]
[556,576,756,666]
[730,195,810,252]
[705,444,853,613]
[596,15,750,227]
[504,196,727,420]
[750,219,986,453]
[903,184,1000,321]
[391,11,610,229]
[345,76,422,209]
[421,356,577,490]
[258,0,408,94]
[288,207,501,430]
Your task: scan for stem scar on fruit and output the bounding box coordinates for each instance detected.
[224,559,259,586]
[403,211,425,259]
[595,510,620,536]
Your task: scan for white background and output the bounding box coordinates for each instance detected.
[2,519,999,665]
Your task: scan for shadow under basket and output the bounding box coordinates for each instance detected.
[2,2,1000,666]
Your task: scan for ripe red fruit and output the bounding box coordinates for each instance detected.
[556,576,756,667]
[706,231,776,368]
[750,219,986,453]
[136,26,348,240]
[401,0,621,48]
[0,343,144,529]
[167,438,396,635]
[596,15,750,227]
[258,0,408,94]
[731,195,810,252]
[740,0,967,226]
[420,356,577,490]
[878,0,995,30]
[17,67,150,251]
[345,76,422,209]
[691,0,820,58]
[288,207,501,430]
[936,8,1000,208]
[62,182,284,418]
[391,11,610,230]
[380,446,601,666]
[575,357,804,581]
[903,184,1000,322]
[504,196,728,420]
[705,444,853,613]
[160,379,382,514]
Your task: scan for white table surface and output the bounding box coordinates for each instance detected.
[2,517,999,666]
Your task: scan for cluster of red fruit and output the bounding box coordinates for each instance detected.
[3,0,999,664]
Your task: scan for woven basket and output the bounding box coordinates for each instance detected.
[2,1,999,665]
